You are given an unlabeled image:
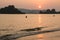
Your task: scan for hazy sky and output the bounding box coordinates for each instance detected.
[0,0,60,11]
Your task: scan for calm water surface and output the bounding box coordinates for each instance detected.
[0,14,60,40]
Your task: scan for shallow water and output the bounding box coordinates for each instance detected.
[0,14,60,40]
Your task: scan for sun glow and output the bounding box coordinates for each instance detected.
[38,5,41,8]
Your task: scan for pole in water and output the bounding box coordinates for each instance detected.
[53,15,55,17]
[25,16,27,18]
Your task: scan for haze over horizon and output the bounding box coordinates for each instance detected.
[0,0,60,11]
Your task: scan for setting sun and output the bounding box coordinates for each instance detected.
[38,5,41,8]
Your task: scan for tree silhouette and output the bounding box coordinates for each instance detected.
[46,9,51,13]
[51,9,56,13]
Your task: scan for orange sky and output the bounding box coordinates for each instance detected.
[0,0,60,11]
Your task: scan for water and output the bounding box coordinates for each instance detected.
[0,14,60,40]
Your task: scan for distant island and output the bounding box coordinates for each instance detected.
[39,9,60,14]
[0,5,25,14]
[0,5,60,14]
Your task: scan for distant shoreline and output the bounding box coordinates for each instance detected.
[0,13,60,14]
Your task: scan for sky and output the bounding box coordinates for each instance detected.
[0,0,60,11]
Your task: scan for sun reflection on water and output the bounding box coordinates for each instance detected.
[37,34,45,40]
